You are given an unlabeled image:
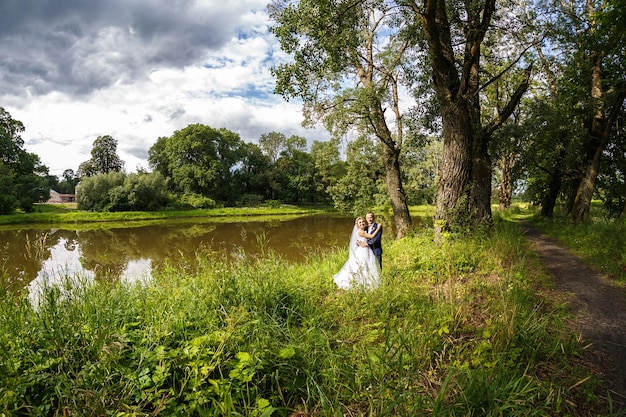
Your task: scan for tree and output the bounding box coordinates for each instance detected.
[78,135,125,177]
[259,131,287,164]
[54,169,80,194]
[0,107,50,213]
[232,142,272,203]
[401,0,532,233]
[276,146,316,204]
[328,135,386,214]
[76,171,125,211]
[402,137,442,206]
[597,133,626,217]
[257,132,315,203]
[266,134,316,204]
[76,171,169,211]
[310,137,345,205]
[560,0,626,222]
[518,92,585,217]
[148,124,245,203]
[270,0,412,238]
[528,0,626,221]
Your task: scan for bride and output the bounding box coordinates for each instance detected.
[333,216,382,290]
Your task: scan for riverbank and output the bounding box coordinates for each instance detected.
[0,204,325,225]
[1,208,618,416]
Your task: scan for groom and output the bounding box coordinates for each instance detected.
[366,212,383,269]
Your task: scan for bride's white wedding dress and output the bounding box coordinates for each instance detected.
[333,226,381,290]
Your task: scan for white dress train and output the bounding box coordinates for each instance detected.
[333,227,381,290]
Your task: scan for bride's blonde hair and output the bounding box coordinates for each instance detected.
[355,216,364,225]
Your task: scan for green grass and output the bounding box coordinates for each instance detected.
[528,204,626,284]
[1,210,617,416]
[0,204,325,226]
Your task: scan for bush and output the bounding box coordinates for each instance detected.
[121,172,169,211]
[179,193,217,209]
[236,193,264,207]
[261,199,281,209]
[77,172,170,212]
[77,172,125,211]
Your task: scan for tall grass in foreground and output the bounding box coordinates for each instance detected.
[0,219,617,416]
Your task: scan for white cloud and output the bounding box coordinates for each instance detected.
[1,0,329,177]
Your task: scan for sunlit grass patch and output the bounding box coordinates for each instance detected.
[533,211,626,284]
[0,205,325,226]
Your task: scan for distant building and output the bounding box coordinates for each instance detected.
[47,189,76,204]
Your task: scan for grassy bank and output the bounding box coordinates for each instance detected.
[0,209,619,416]
[0,204,324,226]
[531,212,626,284]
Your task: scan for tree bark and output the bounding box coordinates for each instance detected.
[474,64,532,222]
[541,171,562,217]
[369,103,413,238]
[469,130,493,226]
[418,0,474,235]
[435,100,473,230]
[383,144,412,239]
[498,154,514,211]
[570,53,626,221]
[417,0,529,234]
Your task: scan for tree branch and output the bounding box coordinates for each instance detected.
[485,64,533,137]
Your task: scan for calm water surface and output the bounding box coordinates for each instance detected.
[1,214,355,303]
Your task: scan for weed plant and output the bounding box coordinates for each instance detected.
[0,217,612,416]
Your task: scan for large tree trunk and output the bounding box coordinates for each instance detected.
[435,100,474,230]
[570,52,626,221]
[498,154,514,211]
[469,130,493,226]
[570,136,606,221]
[465,9,492,227]
[419,0,474,235]
[417,0,529,234]
[369,104,413,238]
[541,171,563,217]
[383,144,412,238]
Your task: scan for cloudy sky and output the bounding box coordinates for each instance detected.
[0,0,329,177]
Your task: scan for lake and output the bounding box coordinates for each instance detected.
[1,214,356,305]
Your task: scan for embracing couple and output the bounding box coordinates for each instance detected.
[333,212,383,290]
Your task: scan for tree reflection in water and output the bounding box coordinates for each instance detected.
[1,214,356,303]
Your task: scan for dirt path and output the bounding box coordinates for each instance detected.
[522,223,626,409]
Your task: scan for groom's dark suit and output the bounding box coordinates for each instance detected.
[367,222,383,269]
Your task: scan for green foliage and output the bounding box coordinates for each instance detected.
[0,217,606,415]
[0,107,51,214]
[53,169,81,194]
[78,135,125,177]
[402,138,442,205]
[232,141,272,201]
[178,192,218,210]
[261,200,281,209]
[76,171,125,211]
[328,135,387,214]
[77,172,170,212]
[596,120,626,217]
[533,213,626,283]
[148,124,246,203]
[236,193,265,207]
